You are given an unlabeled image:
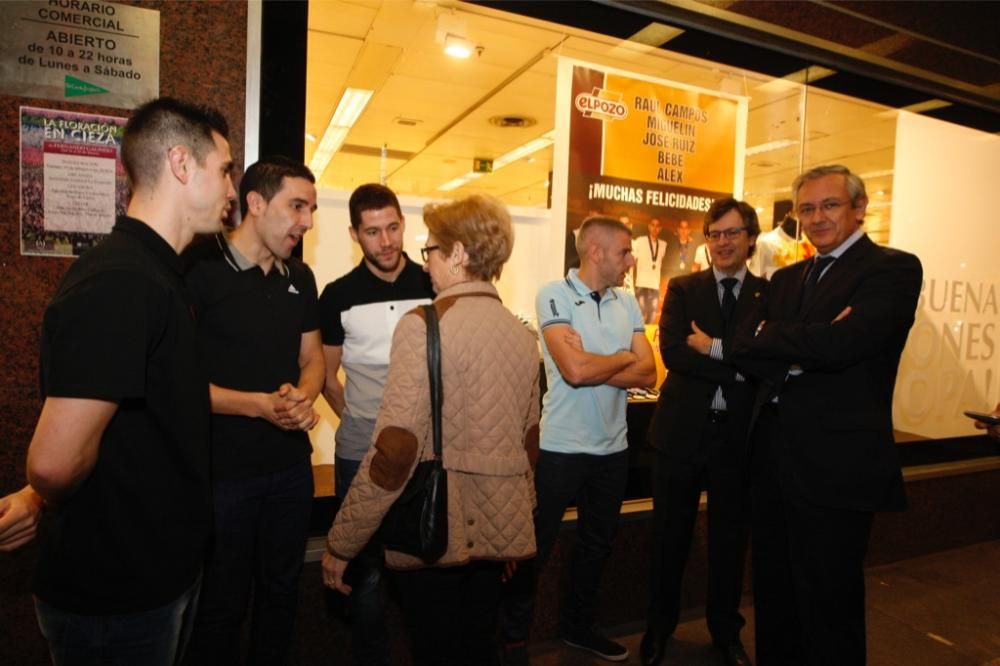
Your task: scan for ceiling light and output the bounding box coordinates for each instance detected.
[899,99,952,114]
[628,22,684,47]
[444,34,473,59]
[745,138,799,156]
[309,87,373,179]
[492,131,555,169]
[756,66,836,94]
[436,131,555,192]
[438,172,484,192]
[860,169,894,179]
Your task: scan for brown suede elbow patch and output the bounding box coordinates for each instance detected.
[524,424,540,470]
[370,426,419,491]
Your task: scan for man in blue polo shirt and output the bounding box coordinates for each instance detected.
[318,183,432,665]
[501,215,657,664]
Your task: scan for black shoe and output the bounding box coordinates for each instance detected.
[717,641,752,666]
[639,626,669,666]
[562,628,629,662]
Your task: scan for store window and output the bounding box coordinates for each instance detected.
[303,1,999,493]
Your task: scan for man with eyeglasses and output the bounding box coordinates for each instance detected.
[735,165,922,665]
[317,183,432,666]
[640,198,765,666]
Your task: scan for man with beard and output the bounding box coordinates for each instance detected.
[501,216,656,664]
[182,156,324,665]
[318,183,433,666]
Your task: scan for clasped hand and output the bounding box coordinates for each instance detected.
[265,383,319,431]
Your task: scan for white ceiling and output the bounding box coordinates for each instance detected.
[306,0,908,238]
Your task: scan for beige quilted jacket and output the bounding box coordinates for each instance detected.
[327,281,541,569]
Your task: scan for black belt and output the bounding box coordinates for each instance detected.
[707,409,728,423]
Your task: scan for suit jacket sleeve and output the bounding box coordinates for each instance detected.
[659,277,739,385]
[747,250,921,371]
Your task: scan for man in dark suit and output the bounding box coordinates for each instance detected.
[735,165,921,665]
[640,198,766,666]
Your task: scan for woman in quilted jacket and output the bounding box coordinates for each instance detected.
[323,194,541,665]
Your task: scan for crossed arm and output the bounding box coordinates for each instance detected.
[210,329,326,431]
[542,324,656,389]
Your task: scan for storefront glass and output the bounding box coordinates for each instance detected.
[303,1,999,487]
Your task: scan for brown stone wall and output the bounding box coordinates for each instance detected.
[0,2,247,662]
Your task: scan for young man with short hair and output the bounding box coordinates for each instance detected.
[318,183,432,665]
[182,156,323,665]
[26,96,235,665]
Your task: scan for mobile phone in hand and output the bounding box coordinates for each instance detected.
[963,410,1000,426]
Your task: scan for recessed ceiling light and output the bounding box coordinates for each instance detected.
[309,88,374,179]
[444,34,473,59]
[746,139,799,156]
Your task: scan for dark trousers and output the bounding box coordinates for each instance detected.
[647,420,750,645]
[35,577,200,666]
[335,455,390,666]
[751,408,874,666]
[184,460,313,666]
[394,561,504,666]
[499,449,629,644]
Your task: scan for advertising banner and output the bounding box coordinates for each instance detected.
[553,58,747,325]
[20,105,128,257]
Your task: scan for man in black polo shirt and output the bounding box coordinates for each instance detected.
[25,97,235,665]
[318,183,432,665]
[182,157,323,665]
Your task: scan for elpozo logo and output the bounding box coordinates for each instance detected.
[575,87,628,121]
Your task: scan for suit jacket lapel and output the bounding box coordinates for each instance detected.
[777,259,810,320]
[799,234,874,319]
[730,274,763,337]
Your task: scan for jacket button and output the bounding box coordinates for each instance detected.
[466,541,474,548]
[467,518,475,526]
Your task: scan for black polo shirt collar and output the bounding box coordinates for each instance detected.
[114,215,184,277]
[214,232,289,277]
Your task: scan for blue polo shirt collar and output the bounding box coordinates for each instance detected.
[565,268,618,304]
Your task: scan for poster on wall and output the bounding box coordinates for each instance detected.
[20,106,128,258]
[552,59,747,324]
[0,0,159,109]
[890,112,1000,439]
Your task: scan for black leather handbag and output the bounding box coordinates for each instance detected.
[377,304,448,564]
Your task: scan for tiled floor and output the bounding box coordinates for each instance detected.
[527,540,1000,665]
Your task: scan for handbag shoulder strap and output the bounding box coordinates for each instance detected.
[422,304,443,457]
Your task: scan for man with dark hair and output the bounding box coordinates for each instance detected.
[501,216,656,664]
[640,197,765,666]
[736,165,921,665]
[24,96,234,665]
[318,183,432,666]
[121,96,231,190]
[182,156,323,665]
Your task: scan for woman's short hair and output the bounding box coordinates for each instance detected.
[422,194,514,282]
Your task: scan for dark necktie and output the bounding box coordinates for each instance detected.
[720,277,738,329]
[800,255,836,310]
